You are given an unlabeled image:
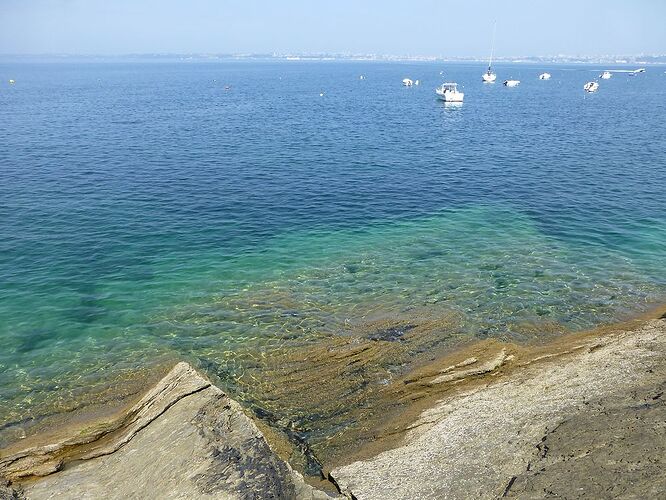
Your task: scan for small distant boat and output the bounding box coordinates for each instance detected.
[482,69,497,83]
[634,68,646,73]
[583,81,599,93]
[8,79,15,85]
[436,82,464,103]
[402,78,413,87]
[538,73,551,80]
[504,79,520,87]
[482,22,497,83]
[359,75,366,80]
[600,71,612,79]
[414,80,420,86]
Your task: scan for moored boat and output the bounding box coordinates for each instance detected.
[504,79,520,87]
[436,82,464,102]
[539,73,551,80]
[482,69,496,83]
[482,22,497,83]
[583,81,599,93]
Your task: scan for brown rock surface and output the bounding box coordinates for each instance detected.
[331,318,666,499]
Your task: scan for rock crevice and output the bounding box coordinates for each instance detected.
[0,362,335,499]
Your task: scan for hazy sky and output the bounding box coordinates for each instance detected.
[1,0,665,56]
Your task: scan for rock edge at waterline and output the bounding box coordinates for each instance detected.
[330,318,666,499]
[0,362,334,499]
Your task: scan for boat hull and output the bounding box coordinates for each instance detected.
[436,90,464,102]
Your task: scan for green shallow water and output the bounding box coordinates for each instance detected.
[2,204,664,439]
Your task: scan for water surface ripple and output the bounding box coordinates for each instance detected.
[0,61,665,442]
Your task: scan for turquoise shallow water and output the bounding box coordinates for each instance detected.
[0,60,665,440]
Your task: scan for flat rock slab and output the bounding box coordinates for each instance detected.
[331,319,666,500]
[2,363,333,500]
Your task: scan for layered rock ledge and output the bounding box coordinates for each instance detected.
[2,316,665,499]
[330,318,666,499]
[0,363,333,499]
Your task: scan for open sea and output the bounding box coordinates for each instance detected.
[1,60,665,447]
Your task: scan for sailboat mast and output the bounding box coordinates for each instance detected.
[488,21,497,70]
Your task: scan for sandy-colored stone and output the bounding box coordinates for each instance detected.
[431,349,508,384]
[1,363,334,500]
[331,319,666,499]
[0,362,211,480]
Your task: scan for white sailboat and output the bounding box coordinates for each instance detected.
[482,22,497,83]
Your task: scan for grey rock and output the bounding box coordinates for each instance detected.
[504,379,666,499]
[331,319,666,500]
[0,479,24,500]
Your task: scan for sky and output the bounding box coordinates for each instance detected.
[0,0,665,57]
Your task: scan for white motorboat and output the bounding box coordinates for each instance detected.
[600,71,612,79]
[436,82,464,102]
[482,22,497,83]
[9,79,15,85]
[538,72,551,80]
[503,79,520,87]
[583,81,599,93]
[402,78,413,87]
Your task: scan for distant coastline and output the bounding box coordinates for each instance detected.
[2,52,666,65]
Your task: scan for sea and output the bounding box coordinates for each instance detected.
[1,59,665,448]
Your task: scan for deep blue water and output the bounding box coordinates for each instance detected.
[0,60,665,439]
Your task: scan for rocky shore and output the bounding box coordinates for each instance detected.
[1,314,665,499]
[331,316,666,499]
[0,363,333,499]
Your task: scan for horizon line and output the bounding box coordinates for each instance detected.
[1,52,666,64]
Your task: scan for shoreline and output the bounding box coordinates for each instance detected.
[327,302,666,469]
[1,304,665,496]
[330,309,666,498]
